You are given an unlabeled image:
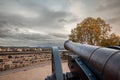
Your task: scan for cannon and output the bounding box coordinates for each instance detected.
[45,40,120,80]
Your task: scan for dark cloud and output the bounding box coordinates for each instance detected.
[49,33,68,39]
[0,28,11,38]
[96,0,120,11]
[107,17,120,23]
[0,21,8,27]
[0,0,69,46]
[0,0,70,30]
[0,27,67,46]
[58,16,79,24]
[0,28,66,40]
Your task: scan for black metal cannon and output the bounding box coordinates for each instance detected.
[45,40,120,80]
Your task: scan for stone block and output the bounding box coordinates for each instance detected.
[4,64,10,70]
[10,64,15,69]
[5,61,12,65]
[0,64,4,70]
[0,59,3,63]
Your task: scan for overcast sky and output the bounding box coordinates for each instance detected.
[0,0,120,46]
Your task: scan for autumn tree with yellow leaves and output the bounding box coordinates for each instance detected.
[69,17,120,47]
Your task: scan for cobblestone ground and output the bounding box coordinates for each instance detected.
[0,62,69,80]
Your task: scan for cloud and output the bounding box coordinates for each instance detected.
[96,0,120,11]
[0,29,11,38]
[0,0,70,46]
[93,0,120,34]
[0,0,70,32]
[107,17,120,23]
[0,26,67,46]
[0,0,120,46]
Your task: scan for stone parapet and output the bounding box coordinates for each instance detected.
[0,53,51,71]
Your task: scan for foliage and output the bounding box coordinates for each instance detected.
[69,17,120,47]
[100,33,120,46]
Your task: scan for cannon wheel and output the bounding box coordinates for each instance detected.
[51,46,64,80]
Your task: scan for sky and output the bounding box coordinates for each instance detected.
[0,0,120,46]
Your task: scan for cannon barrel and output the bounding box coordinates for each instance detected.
[64,40,120,80]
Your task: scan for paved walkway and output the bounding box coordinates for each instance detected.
[0,62,69,80]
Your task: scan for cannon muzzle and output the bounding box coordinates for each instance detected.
[64,40,120,80]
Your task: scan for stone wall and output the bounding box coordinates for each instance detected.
[0,53,51,71]
[0,47,69,71]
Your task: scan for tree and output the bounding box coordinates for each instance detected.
[100,33,120,46]
[69,17,120,47]
[69,29,77,42]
